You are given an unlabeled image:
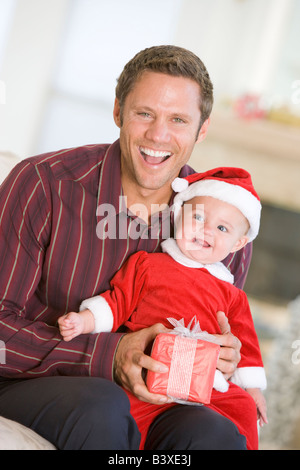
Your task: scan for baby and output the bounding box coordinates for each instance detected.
[58,167,267,449]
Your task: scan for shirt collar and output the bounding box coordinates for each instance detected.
[161,238,234,284]
[97,139,123,213]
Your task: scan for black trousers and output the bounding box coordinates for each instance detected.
[0,376,246,450]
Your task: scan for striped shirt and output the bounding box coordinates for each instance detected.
[0,139,252,380]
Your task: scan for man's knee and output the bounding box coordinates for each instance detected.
[202,410,247,450]
[145,405,247,450]
[0,376,140,450]
[52,378,140,449]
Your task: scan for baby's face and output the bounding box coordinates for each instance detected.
[175,196,249,264]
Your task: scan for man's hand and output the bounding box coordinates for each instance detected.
[113,313,241,403]
[113,323,173,405]
[214,311,241,379]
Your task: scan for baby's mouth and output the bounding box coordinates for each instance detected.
[139,146,173,165]
[192,237,211,248]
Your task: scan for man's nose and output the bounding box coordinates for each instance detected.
[145,118,171,143]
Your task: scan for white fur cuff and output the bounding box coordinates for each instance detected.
[79,295,114,333]
[230,366,267,390]
[213,370,229,392]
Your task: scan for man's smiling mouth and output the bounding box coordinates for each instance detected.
[139,146,173,165]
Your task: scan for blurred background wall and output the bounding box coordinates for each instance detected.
[0,0,300,449]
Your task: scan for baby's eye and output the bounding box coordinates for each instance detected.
[194,214,204,222]
[218,225,227,232]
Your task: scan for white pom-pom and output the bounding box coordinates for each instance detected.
[213,370,229,393]
[172,177,189,193]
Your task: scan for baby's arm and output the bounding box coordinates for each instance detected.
[246,388,268,427]
[58,309,95,342]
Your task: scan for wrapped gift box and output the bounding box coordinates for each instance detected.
[147,332,220,404]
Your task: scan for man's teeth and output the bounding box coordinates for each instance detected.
[140,147,172,158]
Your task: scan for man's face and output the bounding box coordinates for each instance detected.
[114,71,209,196]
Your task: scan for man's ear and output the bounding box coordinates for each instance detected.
[230,236,249,254]
[196,118,210,144]
[113,98,122,128]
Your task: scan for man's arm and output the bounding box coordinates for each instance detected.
[0,161,122,380]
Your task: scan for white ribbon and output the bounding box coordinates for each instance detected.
[167,316,222,345]
[167,335,197,401]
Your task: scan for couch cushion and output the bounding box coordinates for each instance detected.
[0,416,56,450]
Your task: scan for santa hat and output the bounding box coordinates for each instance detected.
[172,167,261,242]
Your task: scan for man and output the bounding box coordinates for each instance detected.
[0,45,248,449]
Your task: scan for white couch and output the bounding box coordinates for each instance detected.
[0,152,56,450]
[0,417,56,450]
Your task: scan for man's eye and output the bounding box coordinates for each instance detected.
[218,225,227,232]
[173,117,184,123]
[140,112,151,117]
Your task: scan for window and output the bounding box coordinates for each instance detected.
[36,0,183,153]
[0,0,16,69]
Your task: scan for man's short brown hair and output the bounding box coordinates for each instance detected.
[116,45,214,128]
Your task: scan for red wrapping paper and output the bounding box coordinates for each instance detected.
[147,332,220,404]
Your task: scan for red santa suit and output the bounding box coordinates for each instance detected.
[81,237,267,450]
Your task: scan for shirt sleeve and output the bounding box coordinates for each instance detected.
[227,290,267,390]
[223,242,252,290]
[0,161,122,381]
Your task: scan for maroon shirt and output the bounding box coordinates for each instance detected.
[0,139,252,380]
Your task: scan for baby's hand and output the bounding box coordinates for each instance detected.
[246,388,268,427]
[58,311,85,342]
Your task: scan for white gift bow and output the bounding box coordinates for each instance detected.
[167,316,222,345]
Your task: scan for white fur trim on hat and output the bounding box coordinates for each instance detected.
[172,178,261,242]
[79,295,114,333]
[172,177,189,192]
